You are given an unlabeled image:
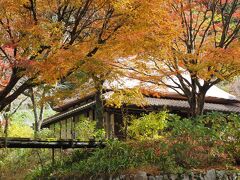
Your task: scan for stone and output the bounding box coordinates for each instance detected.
[183,174,189,180]
[134,171,147,180]
[125,174,133,180]
[169,174,178,180]
[199,173,205,180]
[204,169,216,180]
[112,170,240,180]
[232,173,238,180]
[163,175,169,180]
[155,175,164,180]
[114,175,126,180]
[216,171,225,180]
[223,174,230,180]
[148,176,156,180]
[113,176,120,180]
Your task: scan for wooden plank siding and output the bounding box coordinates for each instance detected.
[47,103,161,140]
[47,100,116,139]
[48,108,115,140]
[47,104,153,140]
[45,98,146,140]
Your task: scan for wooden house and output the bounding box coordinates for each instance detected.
[42,78,240,139]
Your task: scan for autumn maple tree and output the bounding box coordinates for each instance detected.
[0,0,130,129]
[34,0,132,129]
[0,0,62,112]
[1,0,239,130]
[115,0,240,117]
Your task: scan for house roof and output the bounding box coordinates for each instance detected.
[42,101,95,127]
[54,77,240,111]
[104,77,238,101]
[145,97,240,113]
[42,94,240,127]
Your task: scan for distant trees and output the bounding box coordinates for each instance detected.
[24,86,49,135]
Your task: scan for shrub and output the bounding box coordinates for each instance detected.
[29,140,184,179]
[224,114,240,165]
[0,148,54,179]
[72,141,134,175]
[198,112,240,165]
[36,128,56,140]
[127,111,168,140]
[0,121,34,138]
[28,112,240,178]
[167,112,240,168]
[75,116,105,141]
[128,140,183,174]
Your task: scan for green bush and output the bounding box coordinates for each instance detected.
[73,141,134,175]
[168,115,231,168]
[36,128,56,140]
[0,121,34,138]
[167,112,240,168]
[197,112,240,165]
[224,114,240,165]
[29,140,184,179]
[0,148,54,179]
[75,116,105,141]
[29,112,240,178]
[128,111,168,140]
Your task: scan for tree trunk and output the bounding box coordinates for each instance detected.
[3,116,9,148]
[95,89,104,129]
[37,89,46,131]
[30,88,39,138]
[121,106,129,140]
[188,92,206,117]
[3,105,11,148]
[29,87,46,132]
[196,93,205,116]
[37,105,44,132]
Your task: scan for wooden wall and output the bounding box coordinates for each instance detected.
[48,106,116,139]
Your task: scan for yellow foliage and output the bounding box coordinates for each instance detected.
[106,88,147,108]
[0,122,34,138]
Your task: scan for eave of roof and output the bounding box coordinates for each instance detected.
[42,101,96,127]
[145,97,240,113]
[53,92,96,112]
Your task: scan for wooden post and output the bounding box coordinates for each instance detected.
[60,121,62,139]
[110,113,115,139]
[105,112,110,139]
[65,119,68,139]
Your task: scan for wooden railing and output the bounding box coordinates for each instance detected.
[0,137,105,149]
